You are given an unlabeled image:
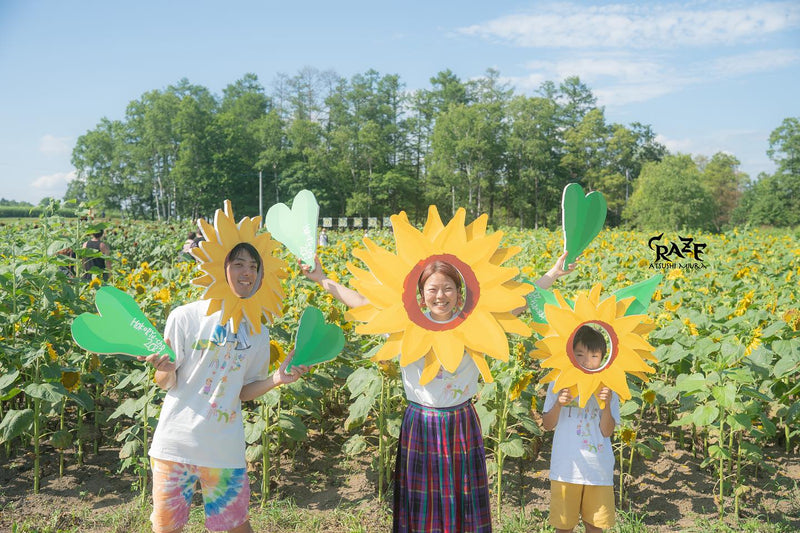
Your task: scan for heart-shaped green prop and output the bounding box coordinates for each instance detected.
[562,183,607,265]
[289,306,345,370]
[524,274,663,324]
[265,189,320,271]
[71,286,175,361]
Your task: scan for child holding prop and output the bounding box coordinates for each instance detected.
[542,325,620,533]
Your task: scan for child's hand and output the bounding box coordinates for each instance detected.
[138,353,176,373]
[597,387,612,407]
[273,349,310,386]
[557,388,574,405]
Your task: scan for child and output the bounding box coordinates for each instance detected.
[139,242,309,533]
[542,325,620,533]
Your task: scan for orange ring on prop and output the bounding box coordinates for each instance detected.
[401,254,480,331]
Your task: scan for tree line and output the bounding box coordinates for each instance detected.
[66,68,800,230]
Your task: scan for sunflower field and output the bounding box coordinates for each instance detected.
[1,204,799,528]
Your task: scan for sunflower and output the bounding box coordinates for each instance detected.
[530,283,656,407]
[192,200,287,334]
[346,205,532,385]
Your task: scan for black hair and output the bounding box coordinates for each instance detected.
[573,325,607,355]
[225,242,262,273]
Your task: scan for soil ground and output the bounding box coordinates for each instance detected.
[1,422,799,532]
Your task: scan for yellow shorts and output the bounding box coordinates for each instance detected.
[549,480,615,530]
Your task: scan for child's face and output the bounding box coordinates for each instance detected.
[573,342,604,370]
[226,251,260,298]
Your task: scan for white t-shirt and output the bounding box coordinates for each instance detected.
[149,300,271,469]
[400,312,480,408]
[401,355,480,408]
[543,382,620,486]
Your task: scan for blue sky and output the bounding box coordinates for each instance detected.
[1,0,798,205]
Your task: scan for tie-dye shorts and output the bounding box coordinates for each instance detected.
[150,457,250,532]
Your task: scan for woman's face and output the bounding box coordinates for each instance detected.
[421,272,460,321]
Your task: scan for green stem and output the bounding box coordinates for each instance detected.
[261,401,271,505]
[618,444,625,505]
[378,372,386,500]
[496,390,510,513]
[734,433,741,522]
[33,397,41,494]
[59,397,66,478]
[141,376,150,502]
[718,420,725,520]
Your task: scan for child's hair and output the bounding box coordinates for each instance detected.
[225,242,262,273]
[573,325,607,355]
[187,231,197,240]
[417,261,463,299]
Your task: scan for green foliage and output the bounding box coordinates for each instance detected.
[623,154,715,230]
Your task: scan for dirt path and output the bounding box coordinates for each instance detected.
[1,430,798,532]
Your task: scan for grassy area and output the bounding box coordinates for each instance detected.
[5,497,798,533]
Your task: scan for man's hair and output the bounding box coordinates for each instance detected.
[573,325,607,355]
[225,242,262,273]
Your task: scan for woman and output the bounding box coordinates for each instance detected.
[302,250,575,532]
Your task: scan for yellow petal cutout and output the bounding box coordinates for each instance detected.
[192,200,286,334]
[530,282,657,407]
[348,205,530,381]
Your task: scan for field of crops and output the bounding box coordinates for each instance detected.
[1,206,799,532]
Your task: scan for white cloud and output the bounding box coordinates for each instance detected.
[32,170,76,190]
[39,134,73,156]
[708,48,800,77]
[457,2,800,49]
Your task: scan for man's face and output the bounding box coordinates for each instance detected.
[573,342,604,370]
[225,252,259,298]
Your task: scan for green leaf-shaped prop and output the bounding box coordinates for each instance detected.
[288,306,345,370]
[562,183,607,265]
[524,274,663,324]
[71,286,175,361]
[265,189,320,271]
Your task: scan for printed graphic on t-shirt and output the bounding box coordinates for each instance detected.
[564,398,604,454]
[435,368,469,401]
[188,325,250,425]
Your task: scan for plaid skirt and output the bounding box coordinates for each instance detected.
[393,401,492,533]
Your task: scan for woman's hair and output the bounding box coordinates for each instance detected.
[225,242,262,273]
[417,261,463,299]
[573,325,607,355]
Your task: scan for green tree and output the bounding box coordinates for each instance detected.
[768,117,800,176]
[699,152,747,232]
[623,154,714,230]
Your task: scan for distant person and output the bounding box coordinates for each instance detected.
[82,229,111,280]
[318,228,328,247]
[56,247,76,277]
[542,325,620,533]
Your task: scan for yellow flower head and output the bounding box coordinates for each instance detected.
[347,205,532,385]
[530,284,657,408]
[61,371,81,392]
[268,339,286,369]
[192,200,287,334]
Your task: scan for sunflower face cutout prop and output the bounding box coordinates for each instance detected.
[192,200,287,334]
[530,280,660,408]
[346,205,532,385]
